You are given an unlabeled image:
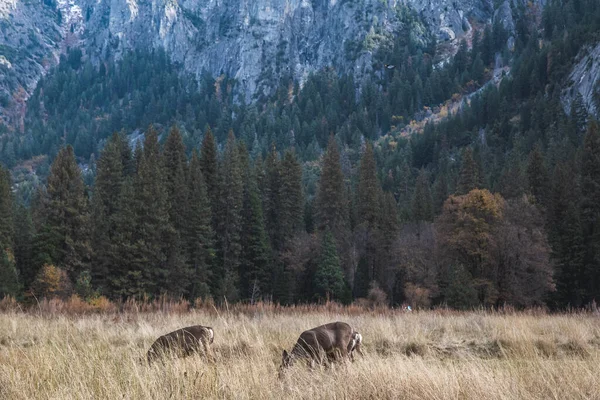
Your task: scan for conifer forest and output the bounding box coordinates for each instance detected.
[1,0,600,311]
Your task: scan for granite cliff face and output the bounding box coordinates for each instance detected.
[562,43,600,119]
[0,0,85,128]
[0,0,522,126]
[0,0,60,129]
[80,0,495,99]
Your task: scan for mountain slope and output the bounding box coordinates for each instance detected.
[0,0,499,129]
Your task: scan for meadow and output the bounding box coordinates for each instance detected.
[0,300,599,399]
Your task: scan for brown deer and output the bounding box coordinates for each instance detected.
[279,322,363,376]
[146,325,214,364]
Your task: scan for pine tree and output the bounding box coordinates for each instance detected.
[376,190,399,299]
[279,150,304,246]
[457,147,480,195]
[357,143,380,228]
[316,136,348,233]
[433,138,451,213]
[580,121,600,302]
[0,165,17,296]
[471,53,485,84]
[187,151,215,300]
[42,146,91,282]
[498,156,526,200]
[0,248,20,298]
[215,130,243,301]
[549,162,585,307]
[119,131,136,177]
[162,126,191,297]
[200,126,219,232]
[239,149,272,301]
[263,144,282,249]
[527,144,549,206]
[433,172,449,214]
[91,133,125,292]
[163,126,189,233]
[355,142,383,294]
[0,165,13,250]
[13,205,34,290]
[132,126,172,296]
[111,177,148,299]
[397,159,414,219]
[314,230,346,301]
[412,169,433,222]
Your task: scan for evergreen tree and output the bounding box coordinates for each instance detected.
[357,143,380,228]
[239,151,273,301]
[498,157,526,200]
[91,133,125,292]
[0,249,20,298]
[131,126,172,296]
[376,190,399,300]
[471,53,485,84]
[315,136,348,233]
[457,147,481,195]
[163,126,189,233]
[0,165,13,249]
[314,230,345,301]
[355,142,383,294]
[187,151,215,300]
[412,169,433,222]
[0,167,19,297]
[162,126,191,296]
[526,144,549,206]
[215,130,243,301]
[263,148,304,302]
[433,140,451,213]
[111,177,147,299]
[200,126,219,231]
[41,146,91,282]
[263,144,282,249]
[549,162,585,307]
[279,150,304,246]
[580,121,600,302]
[13,205,34,290]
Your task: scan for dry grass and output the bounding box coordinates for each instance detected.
[1,308,599,399]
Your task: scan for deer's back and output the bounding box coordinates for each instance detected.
[297,322,353,353]
[148,325,213,359]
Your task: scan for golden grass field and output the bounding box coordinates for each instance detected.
[1,304,600,399]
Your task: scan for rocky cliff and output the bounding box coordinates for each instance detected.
[81,0,498,99]
[1,0,500,127]
[562,43,600,119]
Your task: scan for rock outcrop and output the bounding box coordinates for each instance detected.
[562,43,600,119]
[0,0,506,125]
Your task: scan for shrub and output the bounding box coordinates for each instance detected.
[31,264,72,300]
[367,281,388,307]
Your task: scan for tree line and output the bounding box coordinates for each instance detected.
[1,120,598,308]
[1,0,600,308]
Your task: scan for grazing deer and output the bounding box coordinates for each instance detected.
[279,322,363,376]
[146,325,214,364]
[348,331,364,361]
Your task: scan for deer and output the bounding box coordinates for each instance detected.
[279,321,363,377]
[146,325,215,364]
